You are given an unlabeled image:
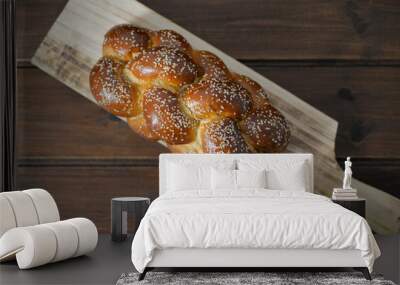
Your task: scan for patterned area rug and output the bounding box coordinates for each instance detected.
[116,272,395,285]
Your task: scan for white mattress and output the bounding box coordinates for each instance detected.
[131,190,380,273]
[148,248,365,268]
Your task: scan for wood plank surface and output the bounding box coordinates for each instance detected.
[15,0,400,234]
[16,68,166,159]
[16,166,159,233]
[28,0,400,233]
[16,0,68,63]
[264,66,400,159]
[17,67,400,160]
[16,0,400,61]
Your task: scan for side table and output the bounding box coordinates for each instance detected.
[332,198,366,218]
[111,197,150,242]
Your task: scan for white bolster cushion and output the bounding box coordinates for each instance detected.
[66,218,98,257]
[0,218,98,269]
[0,195,17,237]
[23,189,60,224]
[0,191,39,227]
[42,221,79,262]
[0,189,60,238]
[0,226,57,268]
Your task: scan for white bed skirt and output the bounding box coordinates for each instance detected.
[148,248,366,268]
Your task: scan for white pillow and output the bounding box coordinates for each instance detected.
[167,163,211,191]
[211,168,236,190]
[267,162,308,191]
[236,169,267,189]
[211,169,267,191]
[238,159,309,191]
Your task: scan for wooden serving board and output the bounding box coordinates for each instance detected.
[32,0,399,234]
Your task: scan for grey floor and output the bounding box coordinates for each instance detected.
[1,234,399,285]
[0,234,134,285]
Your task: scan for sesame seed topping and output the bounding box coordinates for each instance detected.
[202,119,250,153]
[90,25,290,153]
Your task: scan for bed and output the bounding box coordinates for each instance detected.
[131,154,380,280]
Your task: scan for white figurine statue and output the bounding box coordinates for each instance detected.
[342,157,352,190]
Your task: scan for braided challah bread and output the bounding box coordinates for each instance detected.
[90,25,290,153]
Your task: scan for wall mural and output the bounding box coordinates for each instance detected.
[90,25,290,154]
[31,0,400,234]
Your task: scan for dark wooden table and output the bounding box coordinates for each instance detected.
[14,0,400,233]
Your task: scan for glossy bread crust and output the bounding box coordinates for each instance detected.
[239,104,290,152]
[103,25,150,60]
[200,118,251,153]
[90,24,290,152]
[89,57,139,117]
[126,46,199,90]
[182,78,252,120]
[143,87,197,144]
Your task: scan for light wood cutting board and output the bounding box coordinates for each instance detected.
[31,0,400,234]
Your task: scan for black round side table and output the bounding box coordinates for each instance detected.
[111,197,150,242]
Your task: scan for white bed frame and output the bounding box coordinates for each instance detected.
[141,154,370,280]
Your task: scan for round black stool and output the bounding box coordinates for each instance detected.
[111,197,150,242]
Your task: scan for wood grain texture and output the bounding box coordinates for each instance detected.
[17,67,400,159]
[16,68,166,159]
[264,66,400,159]
[352,162,400,198]
[16,0,67,63]
[14,0,400,234]
[16,166,159,233]
[30,0,400,233]
[16,0,400,62]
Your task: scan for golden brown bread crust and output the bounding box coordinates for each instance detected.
[127,115,158,141]
[89,57,139,117]
[103,25,150,61]
[182,78,252,120]
[192,50,231,80]
[150,30,192,54]
[125,46,200,90]
[232,73,270,108]
[143,87,197,144]
[239,104,290,152]
[200,118,251,153]
[90,24,290,153]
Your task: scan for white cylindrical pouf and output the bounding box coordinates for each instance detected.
[43,221,79,262]
[0,195,17,237]
[1,192,39,227]
[0,187,98,269]
[0,219,98,269]
[0,226,57,269]
[23,189,60,224]
[67,218,98,257]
